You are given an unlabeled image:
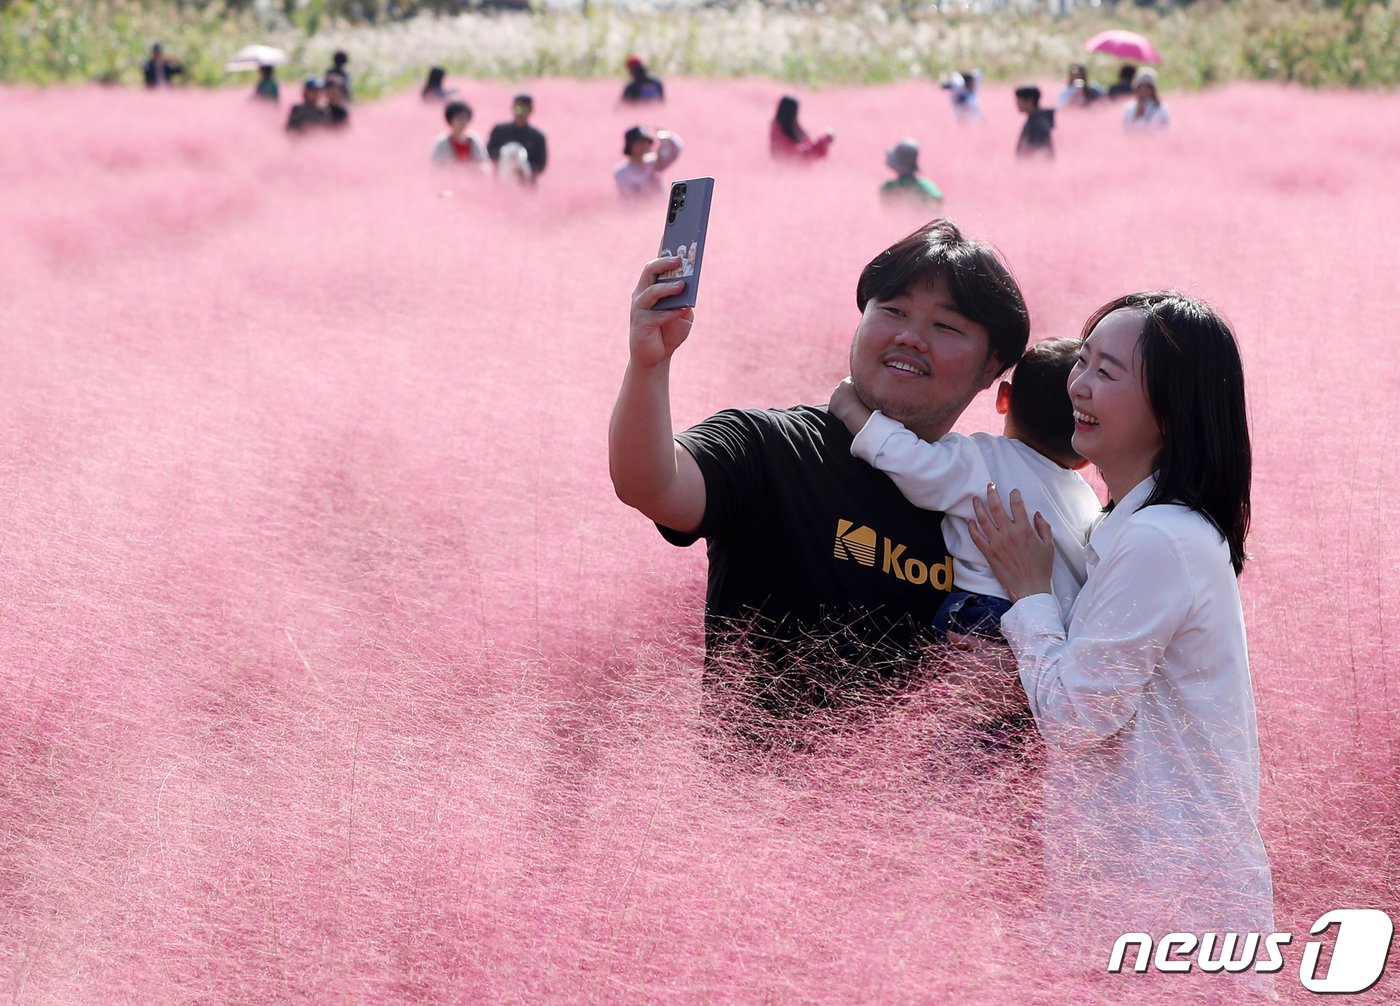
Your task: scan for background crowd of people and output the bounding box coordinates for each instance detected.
[139,43,1172,201]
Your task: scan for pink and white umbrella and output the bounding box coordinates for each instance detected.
[1084,29,1162,65]
[224,44,289,73]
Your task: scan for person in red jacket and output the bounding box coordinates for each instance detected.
[769,95,833,161]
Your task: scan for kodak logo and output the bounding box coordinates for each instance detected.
[833,519,953,589]
[833,520,877,566]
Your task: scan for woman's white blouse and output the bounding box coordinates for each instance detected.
[1001,475,1274,943]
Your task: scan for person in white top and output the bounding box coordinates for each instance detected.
[942,68,983,124]
[429,101,488,170]
[828,337,1102,639]
[613,125,682,199]
[1123,67,1171,130]
[969,293,1274,981]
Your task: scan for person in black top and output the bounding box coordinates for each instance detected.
[1107,64,1138,99]
[285,77,333,133]
[610,219,1032,722]
[324,71,350,126]
[1015,85,1055,158]
[621,56,664,103]
[487,94,548,182]
[326,50,351,101]
[142,43,184,88]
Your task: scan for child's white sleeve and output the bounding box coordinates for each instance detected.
[849,411,990,515]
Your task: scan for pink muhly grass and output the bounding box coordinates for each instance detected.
[0,79,1396,1003]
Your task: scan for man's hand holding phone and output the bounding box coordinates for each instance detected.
[629,256,694,370]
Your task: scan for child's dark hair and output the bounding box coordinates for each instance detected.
[1008,337,1082,465]
[444,100,471,125]
[1015,85,1041,104]
[1081,291,1252,575]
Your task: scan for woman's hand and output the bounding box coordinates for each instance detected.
[629,257,693,369]
[969,484,1055,603]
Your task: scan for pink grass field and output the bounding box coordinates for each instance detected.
[1,78,1398,1003]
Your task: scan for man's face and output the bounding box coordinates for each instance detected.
[848,278,1002,442]
[513,102,531,124]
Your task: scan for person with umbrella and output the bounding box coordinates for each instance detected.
[1123,68,1170,130]
[1107,64,1138,99]
[254,65,279,103]
[226,44,287,104]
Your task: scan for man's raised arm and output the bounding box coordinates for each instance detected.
[608,257,707,535]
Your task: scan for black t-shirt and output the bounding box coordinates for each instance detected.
[486,122,548,175]
[661,406,956,709]
[622,76,665,103]
[1017,109,1055,156]
[286,103,333,132]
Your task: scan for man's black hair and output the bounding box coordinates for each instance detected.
[1015,85,1042,104]
[855,218,1030,376]
[1008,338,1082,463]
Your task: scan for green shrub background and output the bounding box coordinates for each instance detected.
[1,0,1395,95]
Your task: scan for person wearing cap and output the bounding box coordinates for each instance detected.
[487,94,548,182]
[142,42,185,88]
[1014,85,1055,158]
[614,124,683,199]
[621,56,665,104]
[1123,69,1170,130]
[285,77,333,133]
[879,139,943,205]
[431,100,488,169]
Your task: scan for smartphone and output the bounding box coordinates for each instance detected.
[654,176,714,310]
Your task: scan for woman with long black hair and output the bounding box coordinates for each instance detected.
[769,95,833,161]
[971,293,1274,972]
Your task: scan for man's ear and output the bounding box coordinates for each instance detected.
[979,350,1006,392]
[994,380,1013,415]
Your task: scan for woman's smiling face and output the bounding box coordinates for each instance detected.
[1068,308,1164,499]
